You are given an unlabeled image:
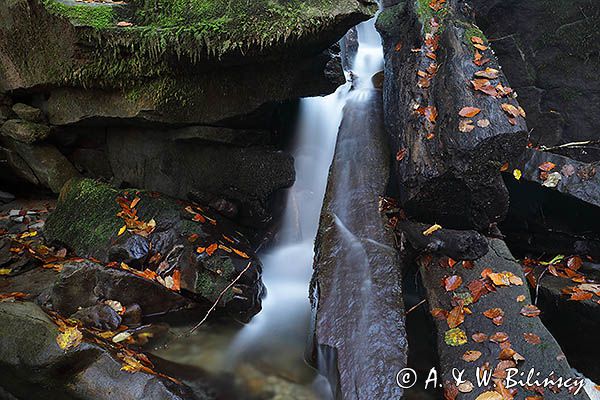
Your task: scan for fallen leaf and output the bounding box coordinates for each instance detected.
[489,332,509,343]
[206,243,218,256]
[477,119,491,128]
[538,161,556,172]
[459,119,476,133]
[118,225,127,236]
[472,332,488,343]
[458,381,474,393]
[470,36,484,45]
[483,308,505,325]
[542,172,561,188]
[462,350,482,362]
[516,295,526,302]
[561,164,576,177]
[56,326,83,351]
[513,169,522,180]
[116,21,133,27]
[447,306,465,328]
[445,328,468,346]
[474,68,499,79]
[523,333,541,344]
[569,291,593,301]
[0,269,11,275]
[520,304,541,317]
[396,148,408,161]
[567,256,583,271]
[232,248,250,259]
[130,197,141,208]
[475,391,503,400]
[459,107,481,118]
[423,224,442,236]
[431,308,448,320]
[444,275,463,291]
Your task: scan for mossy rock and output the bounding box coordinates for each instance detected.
[45,178,264,321]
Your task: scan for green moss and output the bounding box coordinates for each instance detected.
[45,178,123,254]
[463,24,487,49]
[415,0,448,32]
[194,270,234,303]
[42,0,117,29]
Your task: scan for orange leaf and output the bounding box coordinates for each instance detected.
[523,333,541,344]
[538,161,556,172]
[447,306,465,328]
[171,270,181,291]
[520,305,541,317]
[462,350,482,362]
[459,107,481,118]
[206,243,218,256]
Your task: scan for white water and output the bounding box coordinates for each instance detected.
[229,12,384,398]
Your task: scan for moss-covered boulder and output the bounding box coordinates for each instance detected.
[44,178,264,322]
[0,0,374,125]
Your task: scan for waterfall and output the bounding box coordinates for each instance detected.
[228,12,384,399]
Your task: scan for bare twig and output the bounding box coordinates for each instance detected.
[406,299,427,315]
[189,261,253,334]
[540,140,600,152]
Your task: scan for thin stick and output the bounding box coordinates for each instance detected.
[406,299,427,315]
[189,261,253,334]
[540,140,600,152]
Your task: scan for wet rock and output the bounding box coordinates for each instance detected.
[2,139,79,193]
[122,303,142,328]
[0,190,15,204]
[310,90,407,399]
[71,303,122,331]
[1,119,50,144]
[377,1,527,230]
[48,260,194,318]
[526,266,600,383]
[45,178,264,322]
[501,151,600,258]
[106,129,295,229]
[470,0,600,150]
[518,148,600,207]
[11,103,45,123]
[415,238,590,399]
[396,220,489,260]
[0,301,201,400]
[1,0,372,126]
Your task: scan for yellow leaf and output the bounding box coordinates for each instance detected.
[475,391,503,400]
[513,169,522,180]
[423,224,442,236]
[118,225,127,236]
[20,231,38,239]
[56,326,83,351]
[0,269,12,275]
[444,328,467,346]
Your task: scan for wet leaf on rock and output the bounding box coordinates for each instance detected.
[445,328,468,346]
[462,350,482,362]
[483,308,504,325]
[56,325,83,351]
[444,275,463,291]
[423,224,442,236]
[475,391,503,400]
[472,332,488,343]
[523,333,541,345]
[520,305,541,317]
[459,107,481,117]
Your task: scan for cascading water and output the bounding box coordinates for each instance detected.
[229,10,385,399]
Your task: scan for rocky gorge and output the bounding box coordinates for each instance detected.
[1,0,600,399]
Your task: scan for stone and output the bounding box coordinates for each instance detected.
[0,301,201,399]
[1,119,50,144]
[47,260,194,318]
[44,178,264,322]
[71,303,122,331]
[310,90,407,399]
[2,139,79,193]
[11,103,45,123]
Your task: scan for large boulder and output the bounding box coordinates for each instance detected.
[0,301,203,400]
[470,0,600,152]
[1,119,50,144]
[44,178,264,322]
[0,0,374,126]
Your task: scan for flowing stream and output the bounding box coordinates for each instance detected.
[153,13,385,400]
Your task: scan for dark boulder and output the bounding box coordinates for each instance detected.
[0,301,203,400]
[44,178,264,322]
[470,0,600,152]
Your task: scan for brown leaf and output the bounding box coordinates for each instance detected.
[462,350,482,362]
[477,119,491,128]
[459,119,476,133]
[459,107,481,118]
[444,275,463,291]
[523,333,541,344]
[516,295,526,302]
[472,332,488,343]
[447,306,465,328]
[396,148,408,161]
[569,291,593,301]
[431,308,448,320]
[483,308,505,325]
[567,256,583,271]
[489,332,509,343]
[538,161,557,172]
[474,68,499,79]
[520,304,541,317]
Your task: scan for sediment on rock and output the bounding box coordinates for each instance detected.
[377,0,528,230]
[309,89,407,399]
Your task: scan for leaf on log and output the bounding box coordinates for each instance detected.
[520,305,541,317]
[459,107,481,117]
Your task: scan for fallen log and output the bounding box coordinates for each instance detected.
[44,178,263,322]
[402,232,590,399]
[309,89,407,399]
[377,0,528,230]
